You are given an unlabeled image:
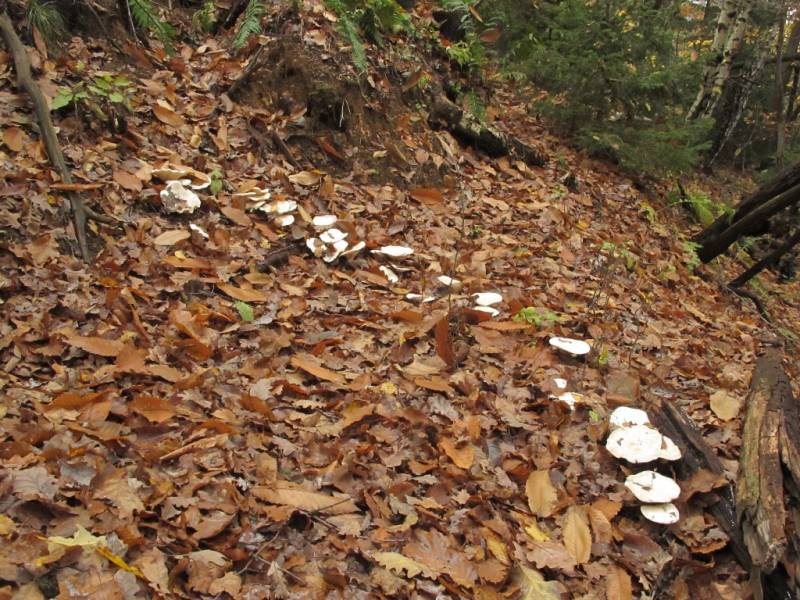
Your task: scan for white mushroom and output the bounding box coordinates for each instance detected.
[605,424,664,463]
[406,293,437,303]
[341,240,366,257]
[437,275,460,287]
[189,223,208,238]
[472,292,503,306]
[624,470,680,503]
[609,406,650,430]
[312,214,338,230]
[275,214,295,227]
[473,306,500,317]
[372,246,414,258]
[275,200,298,214]
[556,392,584,408]
[323,239,349,263]
[640,503,680,525]
[659,435,682,461]
[306,238,324,256]
[320,228,348,244]
[380,265,399,284]
[160,180,201,214]
[553,378,568,390]
[549,336,591,356]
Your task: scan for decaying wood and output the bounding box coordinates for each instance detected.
[650,399,750,568]
[226,44,267,100]
[730,227,800,287]
[737,348,789,574]
[428,96,547,167]
[0,12,113,261]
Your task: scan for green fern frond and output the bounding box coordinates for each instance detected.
[128,0,176,52]
[27,0,66,42]
[192,0,217,33]
[324,0,367,72]
[232,0,265,51]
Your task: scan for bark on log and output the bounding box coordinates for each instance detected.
[0,12,112,261]
[428,96,547,167]
[730,227,800,287]
[650,399,750,568]
[737,348,790,573]
[695,160,800,251]
[694,180,800,263]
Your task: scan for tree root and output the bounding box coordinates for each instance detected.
[0,11,111,261]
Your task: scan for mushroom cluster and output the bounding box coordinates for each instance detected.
[153,163,211,214]
[606,406,682,524]
[305,218,366,263]
[472,292,502,317]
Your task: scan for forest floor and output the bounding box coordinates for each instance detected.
[2,1,800,599]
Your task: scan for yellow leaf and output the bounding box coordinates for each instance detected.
[47,525,106,551]
[523,518,550,542]
[515,564,568,599]
[379,381,397,395]
[562,507,591,564]
[484,530,510,565]
[0,515,16,536]
[373,552,425,578]
[526,470,557,517]
[96,545,145,578]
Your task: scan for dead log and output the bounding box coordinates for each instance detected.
[736,347,800,598]
[0,12,113,261]
[650,399,750,568]
[428,96,547,167]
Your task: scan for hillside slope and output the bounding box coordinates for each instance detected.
[1,2,799,598]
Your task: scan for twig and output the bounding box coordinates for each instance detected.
[728,285,772,322]
[0,12,112,261]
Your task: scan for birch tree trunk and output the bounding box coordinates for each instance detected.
[687,0,741,120]
[701,0,756,117]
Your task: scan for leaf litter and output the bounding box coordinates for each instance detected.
[0,3,795,599]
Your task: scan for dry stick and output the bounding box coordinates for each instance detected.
[729,226,800,287]
[0,13,113,261]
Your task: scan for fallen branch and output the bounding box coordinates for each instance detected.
[729,227,800,287]
[0,12,113,261]
[428,95,547,167]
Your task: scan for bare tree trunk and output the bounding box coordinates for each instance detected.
[702,0,756,118]
[775,4,788,169]
[687,0,742,120]
[707,37,771,166]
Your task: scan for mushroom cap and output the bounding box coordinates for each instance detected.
[189,223,209,238]
[640,502,680,524]
[380,265,399,284]
[160,180,201,214]
[312,214,338,230]
[322,239,349,263]
[556,392,583,408]
[472,292,503,306]
[624,470,681,503]
[306,238,323,256]
[553,378,568,390]
[406,293,436,303]
[609,406,650,430]
[606,424,664,463]
[275,214,295,227]
[372,245,414,257]
[548,337,591,356]
[659,435,682,461]
[437,275,460,287]
[341,240,366,257]
[320,228,348,244]
[473,306,500,317]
